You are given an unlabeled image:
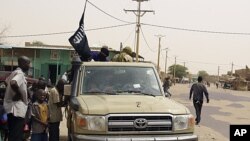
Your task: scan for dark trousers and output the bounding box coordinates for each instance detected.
[164,89,172,97]
[31,133,48,141]
[193,100,203,123]
[7,113,25,141]
[49,122,60,141]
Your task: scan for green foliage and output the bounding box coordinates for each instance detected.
[168,64,188,78]
[31,41,46,46]
[198,70,209,78]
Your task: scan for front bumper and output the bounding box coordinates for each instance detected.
[72,134,198,141]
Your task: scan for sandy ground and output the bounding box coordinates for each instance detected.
[170,83,250,141]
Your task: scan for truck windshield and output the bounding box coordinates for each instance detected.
[81,66,162,96]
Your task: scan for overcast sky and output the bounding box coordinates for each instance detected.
[1,0,250,75]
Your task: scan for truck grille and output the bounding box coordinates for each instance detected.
[108,115,172,132]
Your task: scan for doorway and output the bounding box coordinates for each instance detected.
[48,64,61,85]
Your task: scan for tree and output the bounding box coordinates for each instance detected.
[198,70,209,79]
[31,41,46,46]
[168,64,188,79]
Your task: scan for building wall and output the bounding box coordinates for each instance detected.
[33,49,72,84]
[0,48,72,84]
[1,45,137,84]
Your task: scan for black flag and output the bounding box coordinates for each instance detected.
[69,0,91,61]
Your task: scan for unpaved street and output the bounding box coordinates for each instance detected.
[59,84,250,141]
[171,84,250,141]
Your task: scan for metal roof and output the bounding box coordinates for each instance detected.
[0,45,12,49]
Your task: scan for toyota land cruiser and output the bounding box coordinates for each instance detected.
[64,60,198,141]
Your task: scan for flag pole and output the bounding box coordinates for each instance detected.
[68,0,91,61]
[80,0,88,26]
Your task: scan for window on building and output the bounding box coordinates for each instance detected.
[51,50,60,60]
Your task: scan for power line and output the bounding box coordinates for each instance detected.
[0,23,135,38]
[123,27,136,45]
[140,27,157,52]
[2,0,250,40]
[141,23,250,35]
[176,58,230,66]
[88,1,250,36]
[87,0,132,24]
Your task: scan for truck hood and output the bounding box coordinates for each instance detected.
[78,95,189,115]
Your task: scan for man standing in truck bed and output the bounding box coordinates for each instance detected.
[189,76,209,125]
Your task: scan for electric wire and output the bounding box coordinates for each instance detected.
[88,1,250,36]
[168,56,231,66]
[0,23,135,38]
[141,23,250,35]
[2,0,250,39]
[123,27,136,46]
[140,27,157,52]
[87,0,132,24]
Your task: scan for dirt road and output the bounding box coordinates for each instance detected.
[171,83,250,141]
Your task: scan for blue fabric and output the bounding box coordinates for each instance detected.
[0,113,7,124]
[90,51,99,61]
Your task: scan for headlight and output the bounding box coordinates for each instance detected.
[75,112,106,131]
[87,116,106,131]
[173,114,194,131]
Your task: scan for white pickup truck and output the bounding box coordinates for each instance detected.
[64,60,198,141]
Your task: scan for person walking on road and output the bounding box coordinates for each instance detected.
[3,56,31,141]
[163,77,172,97]
[189,76,209,125]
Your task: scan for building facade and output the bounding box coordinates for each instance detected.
[0,44,75,84]
[0,43,144,84]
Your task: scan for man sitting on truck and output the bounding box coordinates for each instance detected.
[112,46,133,62]
[91,46,110,61]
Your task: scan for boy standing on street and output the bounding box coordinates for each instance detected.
[48,79,65,141]
[31,89,49,141]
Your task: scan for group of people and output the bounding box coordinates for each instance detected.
[84,45,134,62]
[1,56,66,141]
[0,46,210,141]
[0,45,134,141]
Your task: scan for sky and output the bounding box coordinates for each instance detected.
[1,0,250,75]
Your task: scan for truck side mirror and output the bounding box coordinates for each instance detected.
[64,84,71,96]
[70,97,80,111]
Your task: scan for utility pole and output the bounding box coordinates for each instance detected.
[218,66,220,81]
[164,48,168,75]
[124,0,154,62]
[183,62,186,67]
[231,62,234,76]
[155,35,165,73]
[120,42,123,51]
[173,56,177,85]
